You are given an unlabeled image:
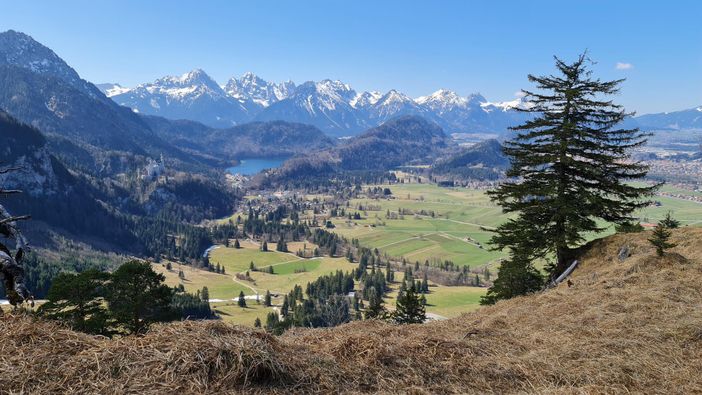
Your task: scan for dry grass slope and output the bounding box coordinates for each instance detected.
[1,229,701,394]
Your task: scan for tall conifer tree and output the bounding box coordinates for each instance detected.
[489,54,656,281]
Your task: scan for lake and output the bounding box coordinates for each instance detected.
[226,157,288,176]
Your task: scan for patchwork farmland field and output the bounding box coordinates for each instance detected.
[155,236,489,325]
[157,182,702,327]
[330,182,702,270]
[330,183,511,270]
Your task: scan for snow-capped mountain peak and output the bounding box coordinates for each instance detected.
[315,79,355,100]
[152,69,222,95]
[416,89,469,108]
[224,72,296,107]
[377,89,414,106]
[480,94,532,112]
[96,83,131,97]
[350,91,382,108]
[103,67,533,135]
[110,68,251,127]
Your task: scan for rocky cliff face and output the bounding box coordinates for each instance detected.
[0,110,58,196]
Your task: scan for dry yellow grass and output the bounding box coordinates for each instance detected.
[1,228,701,393]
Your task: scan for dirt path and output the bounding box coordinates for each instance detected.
[232,277,258,295]
[419,216,497,230]
[439,232,482,248]
[376,236,422,249]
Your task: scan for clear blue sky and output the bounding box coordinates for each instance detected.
[1,0,700,114]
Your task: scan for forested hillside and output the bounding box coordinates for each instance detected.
[432,139,509,179]
[270,116,450,182]
[144,116,336,160]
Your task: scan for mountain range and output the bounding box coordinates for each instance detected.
[104,69,534,136]
[634,106,702,131]
[103,68,702,137]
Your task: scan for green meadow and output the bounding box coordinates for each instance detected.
[159,182,702,327]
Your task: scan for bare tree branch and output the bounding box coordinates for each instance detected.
[0,215,31,225]
[0,166,24,175]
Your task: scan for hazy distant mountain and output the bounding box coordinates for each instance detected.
[143,116,335,159]
[273,115,449,180]
[634,106,702,131]
[111,69,253,128]
[432,139,508,180]
[436,139,508,169]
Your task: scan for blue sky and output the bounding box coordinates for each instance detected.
[1,0,700,114]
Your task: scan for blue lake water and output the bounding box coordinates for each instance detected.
[226,157,287,176]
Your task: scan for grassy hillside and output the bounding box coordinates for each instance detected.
[2,228,701,393]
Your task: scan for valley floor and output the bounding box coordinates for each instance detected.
[154,182,702,327]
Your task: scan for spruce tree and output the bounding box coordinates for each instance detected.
[265,311,279,330]
[660,212,680,229]
[489,54,656,280]
[649,222,676,257]
[254,317,261,328]
[201,286,209,302]
[261,240,268,252]
[238,291,247,308]
[364,287,386,319]
[393,283,425,324]
[480,255,543,305]
[38,270,112,336]
[615,221,644,233]
[281,295,289,317]
[234,238,241,249]
[264,290,272,307]
[106,260,173,335]
[276,235,286,252]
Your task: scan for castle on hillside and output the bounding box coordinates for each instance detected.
[141,154,165,180]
